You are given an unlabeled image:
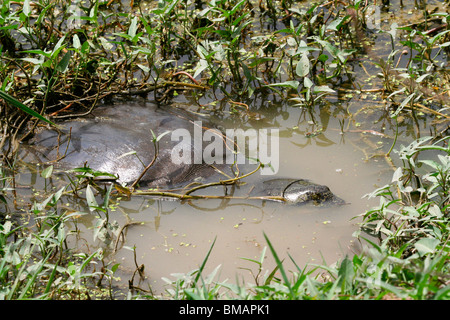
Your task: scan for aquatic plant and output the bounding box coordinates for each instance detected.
[1,1,449,160]
[0,166,120,299]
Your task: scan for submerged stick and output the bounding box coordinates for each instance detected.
[182,163,262,196]
[131,163,286,202]
[132,190,286,203]
[130,140,158,190]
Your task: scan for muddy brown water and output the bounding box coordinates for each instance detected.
[10,0,449,296]
[112,103,397,294]
[14,97,399,295]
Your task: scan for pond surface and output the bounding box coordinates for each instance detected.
[14,95,401,295]
[9,0,449,296]
[109,106,394,294]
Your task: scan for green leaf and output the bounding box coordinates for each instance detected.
[20,57,44,65]
[327,16,349,31]
[156,130,171,142]
[193,59,209,78]
[337,256,354,290]
[296,53,310,77]
[128,16,138,38]
[79,250,100,272]
[434,285,450,300]
[21,49,51,58]
[194,236,216,284]
[391,167,403,182]
[163,0,180,16]
[44,262,59,295]
[416,74,430,83]
[56,51,71,73]
[51,36,66,58]
[266,80,299,89]
[117,150,137,159]
[316,39,340,59]
[23,0,31,17]
[420,159,440,170]
[69,167,117,179]
[18,254,50,299]
[318,54,329,62]
[103,184,113,209]
[73,34,81,49]
[356,276,405,298]
[86,185,98,211]
[242,62,253,81]
[391,92,415,118]
[313,85,335,93]
[414,238,440,256]
[98,36,113,51]
[386,22,398,39]
[304,77,313,88]
[111,263,120,273]
[315,39,353,63]
[0,90,56,127]
[230,0,247,16]
[263,232,294,297]
[41,165,53,179]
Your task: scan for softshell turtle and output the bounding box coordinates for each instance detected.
[250,178,345,206]
[22,101,224,188]
[21,102,344,206]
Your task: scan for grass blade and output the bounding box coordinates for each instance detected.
[0,90,56,127]
[263,232,294,298]
[194,236,217,284]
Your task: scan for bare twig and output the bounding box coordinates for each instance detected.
[130,139,158,190]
